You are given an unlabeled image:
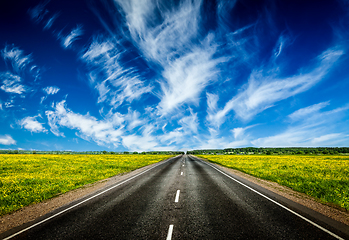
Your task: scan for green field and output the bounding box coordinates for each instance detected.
[0,154,172,216]
[197,154,349,211]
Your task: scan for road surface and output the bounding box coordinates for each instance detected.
[1,155,348,239]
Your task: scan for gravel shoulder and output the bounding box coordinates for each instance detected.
[1,156,348,235]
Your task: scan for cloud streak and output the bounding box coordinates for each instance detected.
[43,86,60,95]
[210,48,343,126]
[115,0,223,114]
[0,72,27,94]
[0,135,16,145]
[1,45,33,74]
[81,36,152,109]
[19,116,47,133]
[252,103,349,147]
[61,25,84,49]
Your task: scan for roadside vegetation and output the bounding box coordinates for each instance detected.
[0,154,173,216]
[197,155,349,211]
[0,150,184,155]
[189,147,349,155]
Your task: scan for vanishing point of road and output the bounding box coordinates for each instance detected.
[1,155,348,240]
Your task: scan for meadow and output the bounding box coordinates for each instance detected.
[0,154,172,216]
[197,154,349,211]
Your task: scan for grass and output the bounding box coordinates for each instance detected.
[197,154,349,211]
[0,154,172,216]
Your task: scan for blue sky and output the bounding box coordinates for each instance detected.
[0,0,349,152]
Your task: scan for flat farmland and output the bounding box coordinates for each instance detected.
[197,154,349,211]
[0,154,172,216]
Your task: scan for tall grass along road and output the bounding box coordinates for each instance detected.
[197,154,349,211]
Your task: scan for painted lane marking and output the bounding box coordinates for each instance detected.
[199,158,345,240]
[175,190,180,203]
[182,164,184,166]
[3,157,178,240]
[166,225,174,240]
[181,172,183,175]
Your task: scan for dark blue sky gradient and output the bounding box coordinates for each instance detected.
[0,0,348,151]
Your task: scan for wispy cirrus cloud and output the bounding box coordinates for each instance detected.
[0,72,27,94]
[28,1,49,23]
[252,103,349,147]
[43,86,60,95]
[40,86,60,104]
[19,115,47,133]
[122,125,158,151]
[115,0,222,114]
[209,48,343,126]
[232,125,256,140]
[45,100,130,146]
[288,101,330,122]
[44,13,59,30]
[1,45,33,74]
[60,25,84,49]
[81,36,152,109]
[158,38,220,114]
[178,109,199,134]
[0,135,16,145]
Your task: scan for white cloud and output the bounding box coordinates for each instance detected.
[232,124,257,140]
[43,86,60,95]
[206,92,226,128]
[19,116,47,133]
[288,101,330,121]
[46,100,128,145]
[0,135,16,145]
[44,14,59,30]
[61,25,84,49]
[115,0,223,114]
[122,125,158,151]
[178,109,198,134]
[40,96,47,104]
[0,72,27,94]
[232,127,245,139]
[252,104,349,147]
[1,45,33,74]
[5,100,14,108]
[44,99,203,151]
[211,48,343,125]
[81,36,152,108]
[158,39,220,114]
[311,133,343,144]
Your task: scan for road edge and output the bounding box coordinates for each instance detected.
[190,155,349,239]
[0,155,181,237]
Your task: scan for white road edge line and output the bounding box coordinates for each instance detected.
[166,224,174,240]
[175,190,180,203]
[200,158,345,240]
[3,157,177,240]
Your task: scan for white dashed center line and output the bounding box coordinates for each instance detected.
[175,190,180,202]
[181,172,183,175]
[166,224,174,240]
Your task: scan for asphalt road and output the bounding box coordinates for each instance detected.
[1,155,348,240]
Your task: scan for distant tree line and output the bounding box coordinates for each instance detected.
[0,150,184,155]
[187,147,349,155]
